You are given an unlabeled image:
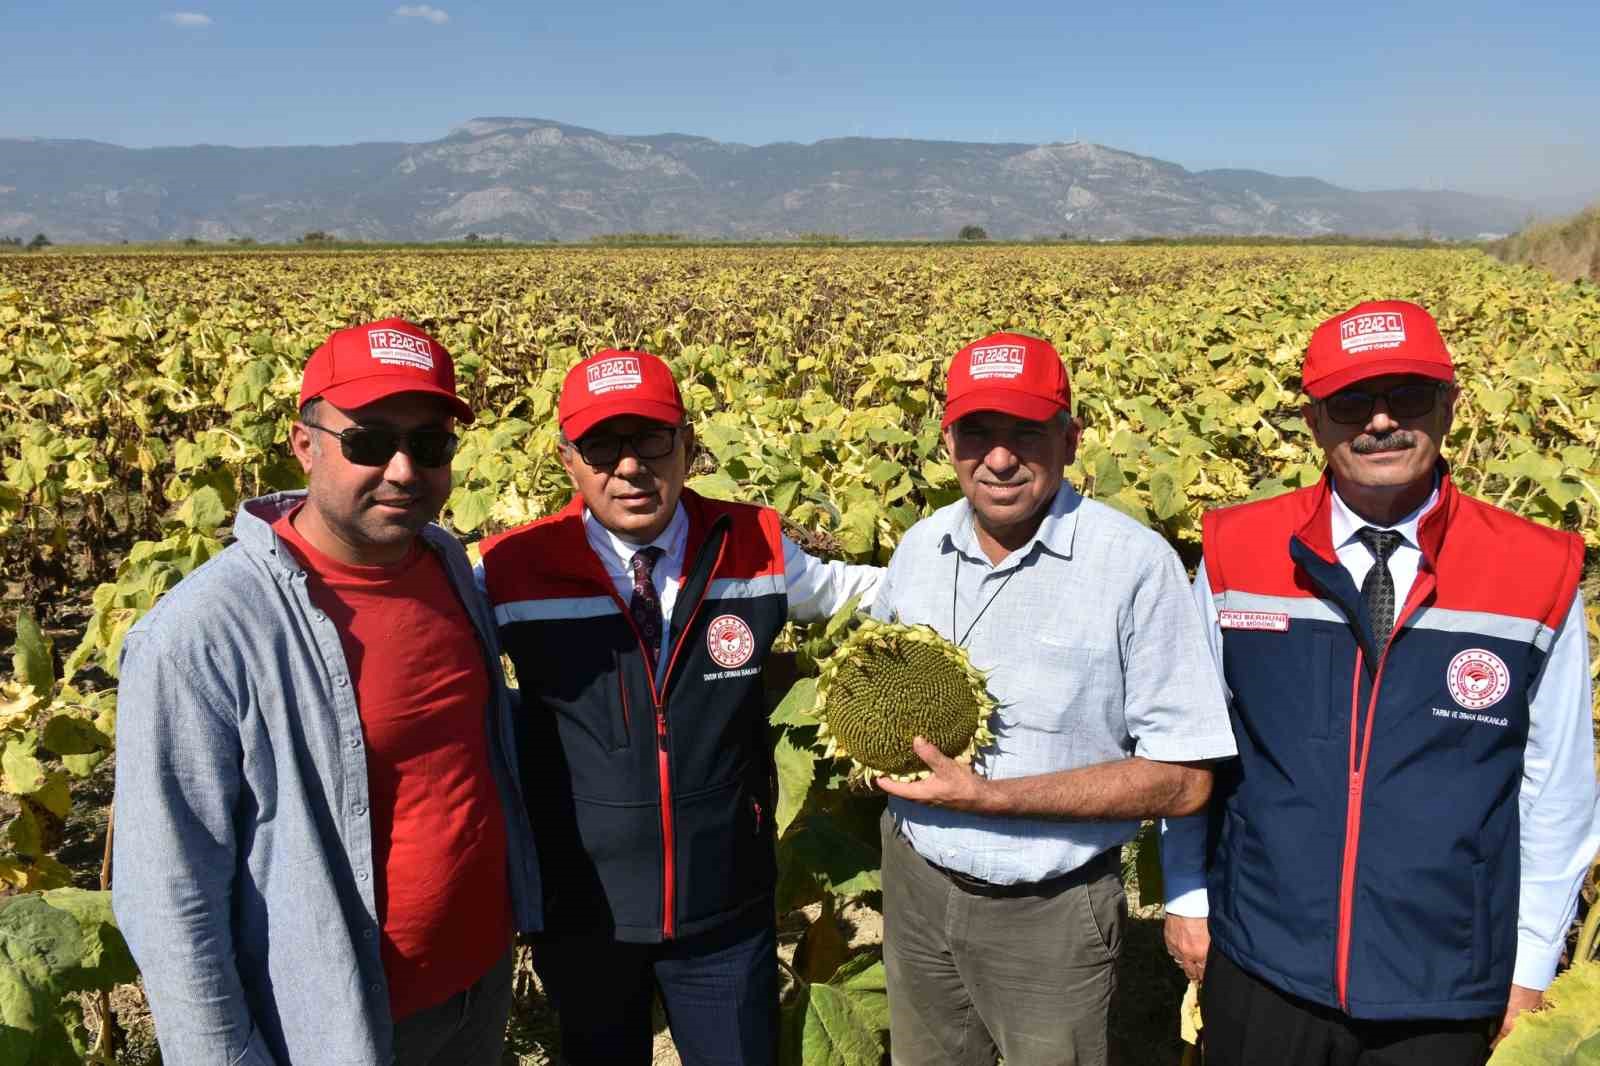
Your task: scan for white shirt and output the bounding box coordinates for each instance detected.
[1163,483,1598,991]
[1328,482,1436,625]
[582,502,882,677]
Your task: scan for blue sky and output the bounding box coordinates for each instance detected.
[4,1,1597,208]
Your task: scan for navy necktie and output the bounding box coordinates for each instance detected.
[628,546,665,665]
[1356,527,1404,652]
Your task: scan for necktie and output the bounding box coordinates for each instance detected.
[1356,527,1404,652]
[628,546,666,666]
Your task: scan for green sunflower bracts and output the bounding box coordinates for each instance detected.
[810,618,998,783]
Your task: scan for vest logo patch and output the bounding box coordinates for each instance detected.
[706,614,756,669]
[1446,648,1510,710]
[968,344,1026,380]
[586,356,642,395]
[1218,610,1290,632]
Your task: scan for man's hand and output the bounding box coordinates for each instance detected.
[1163,914,1210,983]
[874,737,992,812]
[1493,984,1544,1048]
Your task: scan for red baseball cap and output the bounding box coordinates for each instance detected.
[559,349,685,441]
[1301,300,1455,399]
[942,332,1072,428]
[300,318,473,423]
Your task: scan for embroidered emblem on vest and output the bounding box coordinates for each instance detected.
[1218,610,1290,632]
[1446,649,1510,710]
[706,614,756,668]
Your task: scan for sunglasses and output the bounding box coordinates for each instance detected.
[572,426,679,467]
[303,421,459,468]
[1321,382,1446,426]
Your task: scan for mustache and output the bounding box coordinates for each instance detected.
[1350,431,1418,455]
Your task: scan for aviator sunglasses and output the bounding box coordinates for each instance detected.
[303,421,459,468]
[1321,382,1448,426]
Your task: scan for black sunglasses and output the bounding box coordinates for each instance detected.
[303,421,459,468]
[572,426,679,467]
[1321,382,1447,426]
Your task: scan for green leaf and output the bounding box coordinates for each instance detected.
[686,470,742,501]
[37,888,140,987]
[773,730,818,838]
[2,737,46,795]
[1489,961,1600,1064]
[447,487,495,533]
[29,773,71,819]
[40,715,109,758]
[176,485,228,532]
[865,459,902,487]
[771,677,819,728]
[829,956,889,1032]
[6,805,43,857]
[780,980,886,1066]
[1478,389,1515,416]
[776,811,881,914]
[1149,468,1187,521]
[12,611,54,698]
[0,889,140,1064]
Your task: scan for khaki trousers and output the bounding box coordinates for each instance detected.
[880,810,1125,1066]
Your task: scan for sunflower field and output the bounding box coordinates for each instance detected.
[1,244,1597,1063]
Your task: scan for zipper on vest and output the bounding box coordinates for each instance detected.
[644,530,729,940]
[655,698,676,940]
[1333,574,1430,1010]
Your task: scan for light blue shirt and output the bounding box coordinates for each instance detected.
[1162,483,1598,990]
[872,482,1237,885]
[113,492,542,1066]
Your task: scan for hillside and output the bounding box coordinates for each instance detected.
[0,117,1532,243]
[1491,204,1600,283]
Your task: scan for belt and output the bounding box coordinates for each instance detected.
[924,844,1119,899]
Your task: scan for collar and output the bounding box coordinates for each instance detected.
[583,500,688,572]
[237,489,454,575]
[939,481,1082,570]
[1329,475,1438,552]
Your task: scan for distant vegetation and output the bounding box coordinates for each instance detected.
[1490,204,1600,283]
[0,234,52,251]
[7,232,1492,255]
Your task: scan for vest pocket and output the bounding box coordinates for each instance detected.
[1308,630,1334,741]
[1472,860,1490,980]
[611,650,632,751]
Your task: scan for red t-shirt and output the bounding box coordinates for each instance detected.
[274,507,511,1019]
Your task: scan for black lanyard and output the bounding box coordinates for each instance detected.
[951,550,1022,649]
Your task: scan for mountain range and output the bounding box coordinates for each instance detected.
[0,117,1533,243]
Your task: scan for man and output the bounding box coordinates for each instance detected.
[113,318,541,1066]
[476,348,879,1065]
[869,332,1238,1066]
[1163,300,1598,1065]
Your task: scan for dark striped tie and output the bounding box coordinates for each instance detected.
[1356,527,1404,652]
[628,546,665,665]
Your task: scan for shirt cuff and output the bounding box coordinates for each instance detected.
[1133,733,1239,764]
[1512,933,1562,991]
[1163,880,1210,918]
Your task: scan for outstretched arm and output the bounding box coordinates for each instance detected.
[875,737,1213,818]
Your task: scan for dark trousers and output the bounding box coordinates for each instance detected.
[533,912,778,1066]
[1202,946,1496,1066]
[880,810,1125,1066]
[391,947,515,1066]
